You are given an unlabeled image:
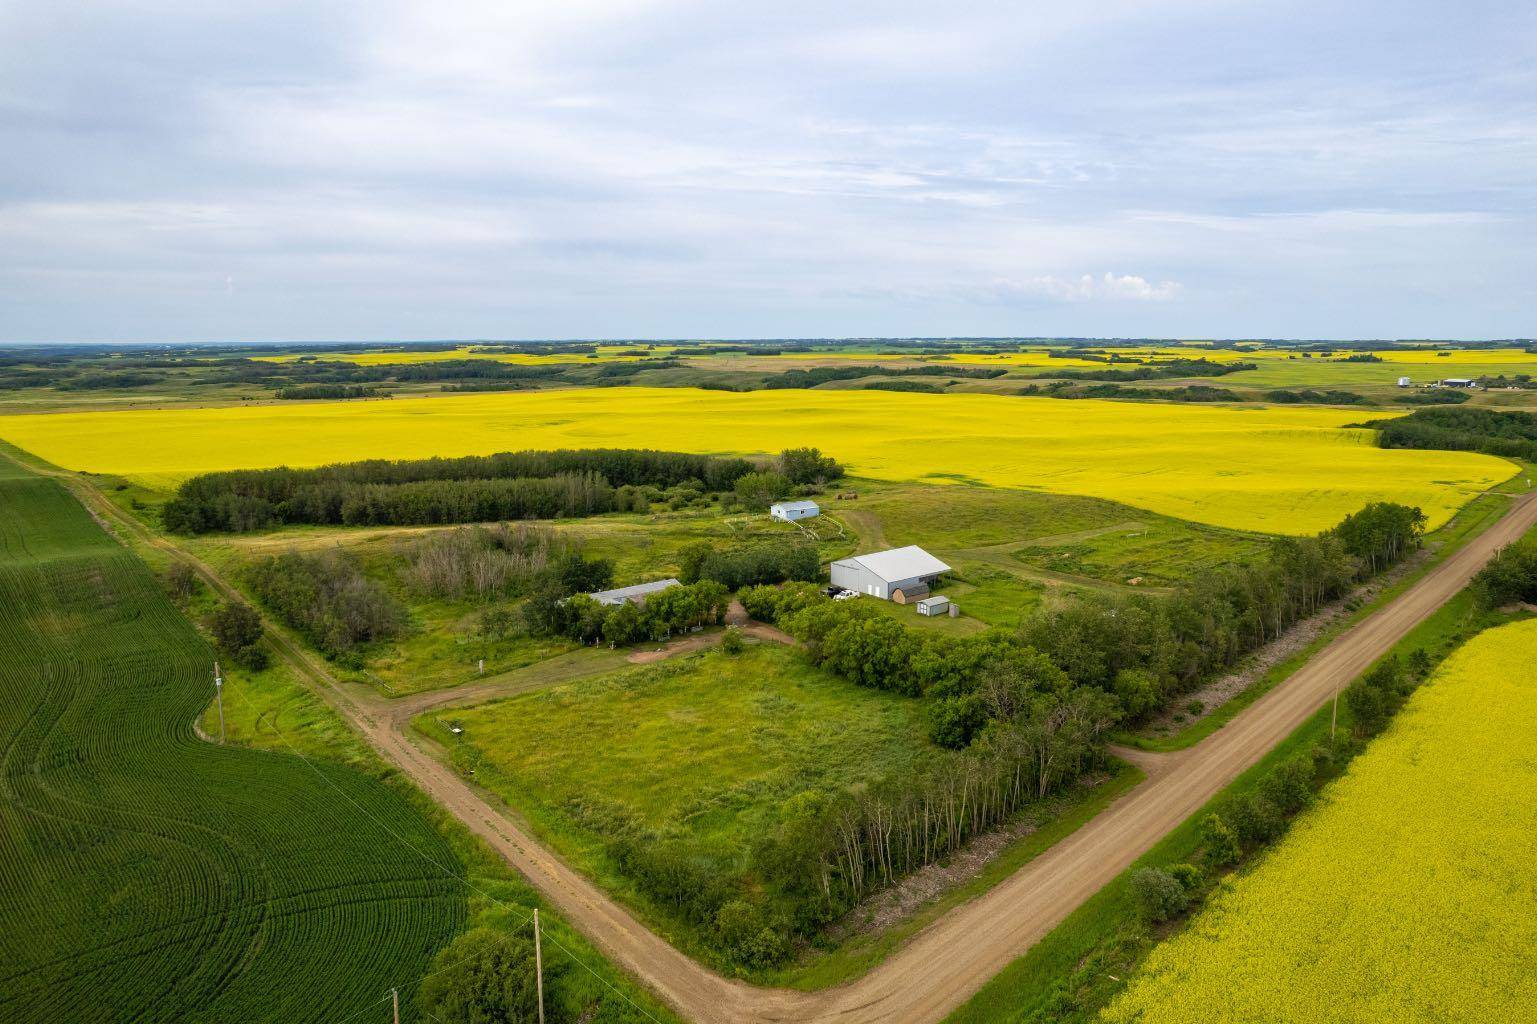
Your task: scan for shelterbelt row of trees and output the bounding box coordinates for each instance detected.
[162,448,754,532]
[1369,406,1537,462]
[163,446,844,533]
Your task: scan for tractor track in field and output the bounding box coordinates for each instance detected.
[46,462,1537,1024]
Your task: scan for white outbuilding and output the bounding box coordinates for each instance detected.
[830,545,950,603]
[588,578,681,607]
[770,500,821,522]
[1396,376,1413,388]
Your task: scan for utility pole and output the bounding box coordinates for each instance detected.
[533,909,545,1024]
[213,661,226,744]
[1330,680,1339,741]
[391,987,399,1024]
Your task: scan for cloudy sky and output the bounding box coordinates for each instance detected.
[1,1,1533,343]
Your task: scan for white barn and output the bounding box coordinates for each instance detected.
[830,545,950,603]
[770,500,821,522]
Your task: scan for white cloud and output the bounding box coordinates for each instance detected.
[1000,273,1184,303]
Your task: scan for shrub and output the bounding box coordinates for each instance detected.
[721,626,745,655]
[1345,677,1389,737]
[165,561,199,603]
[417,927,556,1024]
[1131,867,1188,923]
[208,600,266,670]
[777,447,843,485]
[1258,753,1316,815]
[733,470,790,511]
[1229,794,1285,845]
[1168,863,1204,892]
[1199,813,1242,867]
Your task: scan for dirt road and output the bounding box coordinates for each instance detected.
[47,460,1537,1024]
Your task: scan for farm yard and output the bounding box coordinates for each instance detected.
[0,386,1514,533]
[1103,617,1537,1024]
[1,337,1534,1024]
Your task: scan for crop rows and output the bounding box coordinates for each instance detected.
[0,461,464,1023]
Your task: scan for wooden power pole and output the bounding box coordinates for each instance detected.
[391,987,399,1024]
[212,661,226,744]
[533,909,545,1024]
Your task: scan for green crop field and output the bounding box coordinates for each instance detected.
[0,457,466,1022]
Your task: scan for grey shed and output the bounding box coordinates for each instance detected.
[830,545,950,602]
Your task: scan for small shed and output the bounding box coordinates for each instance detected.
[588,578,681,607]
[830,545,950,602]
[915,595,950,617]
[770,500,821,523]
[1396,376,1413,388]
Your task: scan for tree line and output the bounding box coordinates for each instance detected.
[1019,503,1425,716]
[1371,407,1537,461]
[1033,357,1256,382]
[163,448,757,533]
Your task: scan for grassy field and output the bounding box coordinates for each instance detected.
[1104,616,1537,1024]
[0,387,1513,534]
[417,643,945,963]
[423,643,935,865]
[0,457,466,1022]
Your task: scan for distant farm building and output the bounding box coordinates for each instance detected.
[831,545,950,603]
[1396,376,1413,388]
[770,500,821,522]
[1439,378,1477,389]
[589,578,681,607]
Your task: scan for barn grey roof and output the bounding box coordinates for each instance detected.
[772,500,820,512]
[589,578,681,605]
[831,545,950,583]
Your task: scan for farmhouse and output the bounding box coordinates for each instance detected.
[770,499,820,522]
[589,578,681,607]
[831,545,950,603]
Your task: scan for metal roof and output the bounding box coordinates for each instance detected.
[831,545,950,583]
[589,578,681,604]
[771,500,820,512]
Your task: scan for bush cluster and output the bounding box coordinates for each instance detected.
[1472,536,1537,607]
[678,539,820,590]
[524,580,731,647]
[245,550,404,663]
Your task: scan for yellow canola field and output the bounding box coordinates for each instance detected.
[0,388,1511,534]
[1103,617,1537,1024]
